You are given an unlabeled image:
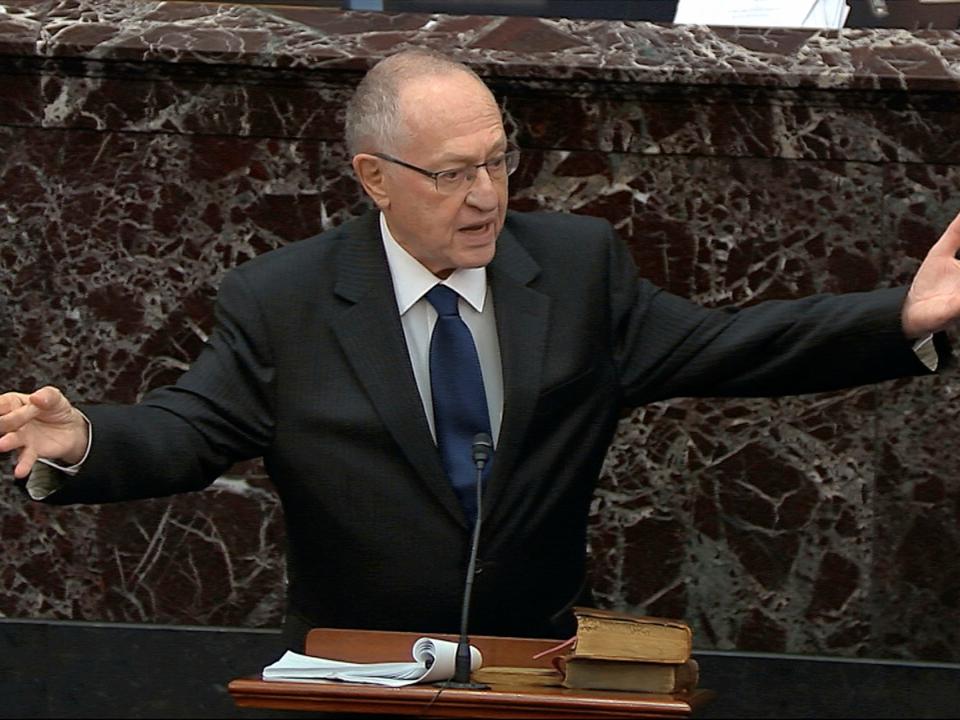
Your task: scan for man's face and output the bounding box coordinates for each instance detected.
[376,73,510,278]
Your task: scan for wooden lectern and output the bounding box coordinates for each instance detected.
[228,628,714,718]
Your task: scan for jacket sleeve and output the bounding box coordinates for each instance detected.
[604,222,943,405]
[41,268,276,504]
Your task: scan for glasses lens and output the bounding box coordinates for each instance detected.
[504,149,519,176]
[486,151,519,179]
[485,156,507,179]
[434,150,520,193]
[436,169,465,194]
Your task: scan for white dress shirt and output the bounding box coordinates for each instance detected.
[379,213,504,443]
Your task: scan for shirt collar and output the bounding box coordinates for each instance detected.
[380,212,488,315]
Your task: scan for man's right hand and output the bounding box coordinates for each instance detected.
[0,387,89,479]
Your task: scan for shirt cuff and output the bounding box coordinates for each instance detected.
[25,463,63,501]
[27,412,92,500]
[912,333,938,371]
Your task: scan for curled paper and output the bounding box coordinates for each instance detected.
[262,637,483,687]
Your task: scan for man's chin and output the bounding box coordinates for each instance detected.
[459,244,497,269]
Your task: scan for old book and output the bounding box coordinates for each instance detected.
[559,656,699,694]
[572,607,693,663]
[471,665,563,687]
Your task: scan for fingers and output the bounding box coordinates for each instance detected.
[0,387,69,415]
[30,386,68,413]
[14,445,38,480]
[929,210,960,258]
[0,392,29,416]
[0,429,35,480]
[0,387,71,434]
[0,400,41,435]
[1,387,75,481]
[0,428,23,453]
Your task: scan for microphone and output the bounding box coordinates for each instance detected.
[442,432,492,689]
[472,432,493,470]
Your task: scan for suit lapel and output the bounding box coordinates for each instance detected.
[481,226,550,524]
[329,212,552,531]
[330,212,466,526]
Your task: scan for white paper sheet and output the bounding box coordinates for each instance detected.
[261,636,483,687]
[674,0,849,30]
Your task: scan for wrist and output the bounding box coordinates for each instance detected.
[61,409,90,466]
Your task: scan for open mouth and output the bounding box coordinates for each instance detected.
[459,221,492,235]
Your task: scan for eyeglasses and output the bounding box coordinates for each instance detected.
[373,148,520,195]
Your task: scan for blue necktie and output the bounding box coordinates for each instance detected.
[426,285,492,523]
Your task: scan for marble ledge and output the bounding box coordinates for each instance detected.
[2,0,960,93]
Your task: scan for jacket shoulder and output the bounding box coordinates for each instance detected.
[502,211,618,268]
[504,210,614,238]
[230,224,346,283]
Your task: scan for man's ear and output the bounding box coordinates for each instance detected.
[352,154,390,210]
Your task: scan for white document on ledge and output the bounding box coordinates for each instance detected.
[674,0,848,30]
[261,636,483,687]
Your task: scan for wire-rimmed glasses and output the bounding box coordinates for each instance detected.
[373,148,520,194]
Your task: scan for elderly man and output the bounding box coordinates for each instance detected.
[1,49,957,650]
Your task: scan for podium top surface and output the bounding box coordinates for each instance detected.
[228,628,714,718]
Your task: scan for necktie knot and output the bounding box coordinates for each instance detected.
[426,284,461,317]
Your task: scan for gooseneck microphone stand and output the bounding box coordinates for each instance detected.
[441,433,493,690]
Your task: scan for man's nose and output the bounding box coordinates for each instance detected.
[465,166,499,208]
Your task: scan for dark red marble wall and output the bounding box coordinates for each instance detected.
[2,0,959,662]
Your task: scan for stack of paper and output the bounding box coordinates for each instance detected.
[674,0,850,30]
[261,636,483,687]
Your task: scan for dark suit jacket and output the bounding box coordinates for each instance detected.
[50,209,935,645]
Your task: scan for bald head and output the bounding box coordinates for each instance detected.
[344,49,495,157]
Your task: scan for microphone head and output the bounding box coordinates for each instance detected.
[472,433,493,466]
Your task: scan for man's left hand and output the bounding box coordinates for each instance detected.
[902,210,960,339]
